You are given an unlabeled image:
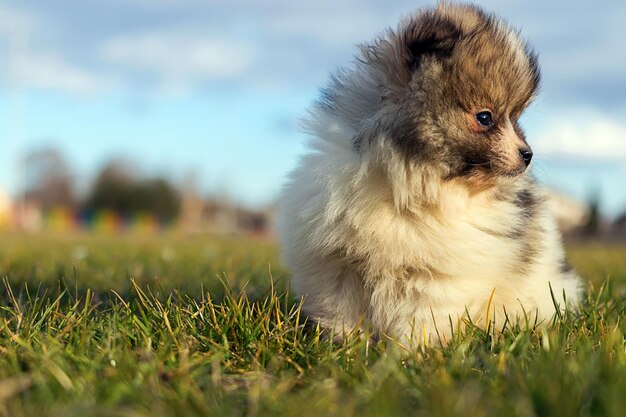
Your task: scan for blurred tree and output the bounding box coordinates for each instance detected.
[23,147,75,210]
[91,159,137,185]
[85,160,181,222]
[582,191,601,237]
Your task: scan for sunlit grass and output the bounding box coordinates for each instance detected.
[0,232,624,417]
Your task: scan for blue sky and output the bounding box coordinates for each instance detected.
[1,0,625,216]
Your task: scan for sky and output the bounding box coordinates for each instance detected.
[1,0,625,216]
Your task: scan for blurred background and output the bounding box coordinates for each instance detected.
[1,0,625,239]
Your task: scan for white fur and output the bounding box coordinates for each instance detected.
[278,132,580,345]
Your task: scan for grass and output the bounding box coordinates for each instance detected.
[0,231,624,417]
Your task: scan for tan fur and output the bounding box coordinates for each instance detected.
[277,3,581,347]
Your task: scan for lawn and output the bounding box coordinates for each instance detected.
[0,232,624,417]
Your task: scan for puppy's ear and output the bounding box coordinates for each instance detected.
[403,14,461,71]
[363,12,461,87]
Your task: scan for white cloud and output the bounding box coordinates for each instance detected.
[10,51,106,94]
[265,9,385,46]
[534,112,626,160]
[0,4,107,95]
[0,5,34,38]
[101,32,255,91]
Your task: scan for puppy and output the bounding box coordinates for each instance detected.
[277,3,581,345]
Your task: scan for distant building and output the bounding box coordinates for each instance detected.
[0,187,48,231]
[15,201,44,232]
[612,212,626,238]
[178,191,274,237]
[0,187,12,228]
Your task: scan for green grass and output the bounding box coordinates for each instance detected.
[0,232,624,417]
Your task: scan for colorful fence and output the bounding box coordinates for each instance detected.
[8,206,169,234]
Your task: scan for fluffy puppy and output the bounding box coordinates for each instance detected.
[277,3,581,345]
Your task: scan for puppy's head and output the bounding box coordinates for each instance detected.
[363,3,540,190]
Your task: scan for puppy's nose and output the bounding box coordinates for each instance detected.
[519,148,533,167]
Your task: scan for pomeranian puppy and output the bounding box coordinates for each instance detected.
[277,3,581,345]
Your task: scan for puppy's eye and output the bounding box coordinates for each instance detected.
[475,111,494,127]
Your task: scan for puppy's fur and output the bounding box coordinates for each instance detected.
[277,3,581,345]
